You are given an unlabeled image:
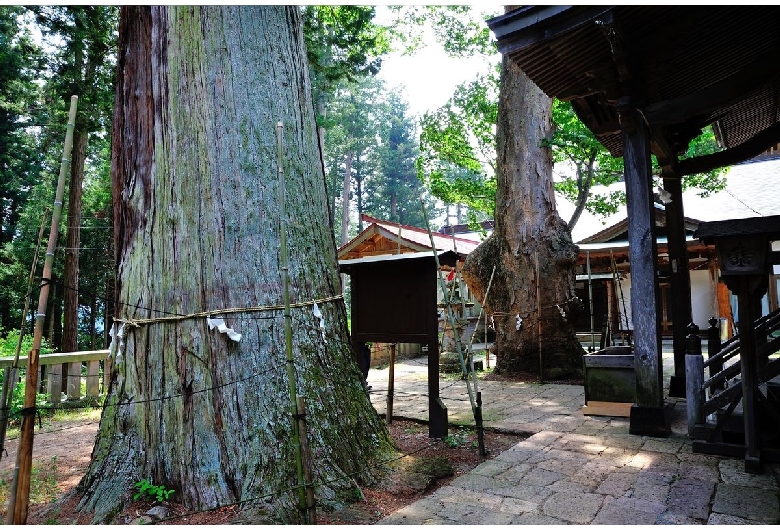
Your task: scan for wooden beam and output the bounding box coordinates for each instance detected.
[489,5,612,56]
[583,401,632,417]
[677,122,780,176]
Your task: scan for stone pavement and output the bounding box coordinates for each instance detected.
[366,348,780,525]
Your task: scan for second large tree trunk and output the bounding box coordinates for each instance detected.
[462,56,583,379]
[75,6,393,523]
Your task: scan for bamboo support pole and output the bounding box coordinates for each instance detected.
[420,198,481,441]
[611,249,631,345]
[7,95,78,524]
[276,121,308,522]
[0,210,49,462]
[587,251,595,352]
[466,265,496,373]
[386,343,395,424]
[296,396,317,524]
[536,251,544,383]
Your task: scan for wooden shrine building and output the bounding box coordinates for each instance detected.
[487,6,780,437]
[338,215,478,438]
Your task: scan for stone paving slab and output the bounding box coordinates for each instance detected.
[370,354,780,525]
[711,483,780,523]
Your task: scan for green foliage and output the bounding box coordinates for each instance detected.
[676,126,729,195]
[384,6,500,58]
[133,479,175,503]
[0,327,54,357]
[388,6,500,224]
[418,71,499,218]
[420,74,727,231]
[547,99,626,224]
[0,7,116,350]
[0,456,60,509]
[0,375,49,428]
[443,428,472,448]
[30,6,118,135]
[303,5,389,92]
[0,328,55,426]
[321,76,384,239]
[367,91,440,227]
[0,7,47,331]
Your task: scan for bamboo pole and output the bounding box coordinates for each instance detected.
[276,121,309,523]
[7,95,78,524]
[611,249,631,345]
[295,396,316,524]
[466,265,496,372]
[0,210,49,462]
[536,251,543,383]
[419,198,480,434]
[587,251,595,352]
[386,343,395,424]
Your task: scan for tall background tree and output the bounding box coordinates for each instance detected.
[27,6,116,402]
[0,7,45,332]
[32,6,116,351]
[75,6,393,523]
[303,5,388,237]
[320,77,383,245]
[366,91,438,228]
[462,53,584,378]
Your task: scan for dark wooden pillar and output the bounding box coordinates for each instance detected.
[424,258,448,439]
[664,174,693,397]
[735,276,761,473]
[621,105,670,437]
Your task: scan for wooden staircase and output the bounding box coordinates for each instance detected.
[688,309,780,466]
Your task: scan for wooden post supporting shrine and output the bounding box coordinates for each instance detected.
[736,277,762,473]
[664,175,693,398]
[620,105,670,437]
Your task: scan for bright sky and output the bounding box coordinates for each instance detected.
[374,5,502,118]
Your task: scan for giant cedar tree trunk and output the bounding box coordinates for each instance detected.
[76,6,393,523]
[462,55,583,379]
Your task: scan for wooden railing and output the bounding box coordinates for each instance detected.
[0,349,110,402]
[686,309,780,447]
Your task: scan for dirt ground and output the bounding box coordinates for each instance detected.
[0,415,525,524]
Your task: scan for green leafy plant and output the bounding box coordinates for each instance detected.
[133,479,175,503]
[443,429,470,448]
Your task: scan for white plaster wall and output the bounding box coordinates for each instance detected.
[618,270,714,332]
[690,269,714,330]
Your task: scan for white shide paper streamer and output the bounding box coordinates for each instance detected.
[206,316,242,342]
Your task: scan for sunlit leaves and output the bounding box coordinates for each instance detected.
[384,5,499,58]
[418,71,498,218]
[548,99,625,221]
[303,5,390,95]
[678,126,728,196]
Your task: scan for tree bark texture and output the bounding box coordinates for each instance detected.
[462,56,583,379]
[76,6,393,523]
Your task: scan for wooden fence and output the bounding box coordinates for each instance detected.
[0,349,110,403]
